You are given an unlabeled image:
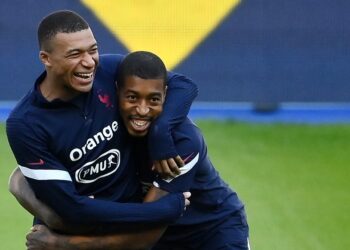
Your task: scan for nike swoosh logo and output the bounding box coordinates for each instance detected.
[183,153,195,164]
[28,159,44,165]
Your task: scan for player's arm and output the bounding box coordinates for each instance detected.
[9,168,63,229]
[153,120,201,197]
[26,224,161,250]
[25,187,185,250]
[148,72,198,176]
[9,167,95,234]
[11,166,189,249]
[6,119,185,228]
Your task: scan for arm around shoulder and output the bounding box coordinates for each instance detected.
[148,72,198,160]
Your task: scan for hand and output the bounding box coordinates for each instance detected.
[152,156,184,179]
[26,225,57,250]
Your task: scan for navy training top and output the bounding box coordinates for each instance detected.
[6,54,197,226]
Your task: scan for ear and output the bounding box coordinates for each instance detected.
[116,82,126,99]
[163,86,168,102]
[39,51,51,67]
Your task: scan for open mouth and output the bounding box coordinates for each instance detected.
[73,72,94,81]
[130,118,151,133]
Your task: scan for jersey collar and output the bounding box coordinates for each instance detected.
[32,71,90,110]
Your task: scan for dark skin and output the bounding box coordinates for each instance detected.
[153,156,182,178]
[9,169,189,250]
[26,224,163,250]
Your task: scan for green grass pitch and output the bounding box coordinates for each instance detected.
[1,121,349,250]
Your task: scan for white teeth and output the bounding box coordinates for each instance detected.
[75,72,93,79]
[132,120,148,127]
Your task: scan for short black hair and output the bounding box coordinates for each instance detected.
[38,10,89,51]
[117,51,167,89]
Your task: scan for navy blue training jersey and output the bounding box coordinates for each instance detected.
[141,118,245,244]
[6,54,197,226]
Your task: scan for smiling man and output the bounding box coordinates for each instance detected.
[38,12,98,100]
[7,10,196,238]
[22,51,250,250]
[118,73,164,137]
[117,52,167,138]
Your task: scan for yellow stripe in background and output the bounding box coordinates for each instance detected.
[81,0,241,69]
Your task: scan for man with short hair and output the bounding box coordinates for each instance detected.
[7,10,196,235]
[20,51,250,250]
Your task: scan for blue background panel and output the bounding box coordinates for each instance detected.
[1,0,350,103]
[0,0,127,100]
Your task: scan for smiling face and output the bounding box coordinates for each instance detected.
[40,28,99,99]
[118,75,166,137]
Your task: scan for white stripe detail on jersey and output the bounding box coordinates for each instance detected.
[19,165,72,181]
[152,181,160,188]
[248,237,251,250]
[154,153,199,185]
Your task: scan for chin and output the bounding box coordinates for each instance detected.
[77,84,93,93]
[129,130,148,138]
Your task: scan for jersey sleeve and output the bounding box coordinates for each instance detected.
[98,54,124,81]
[147,72,198,160]
[6,118,184,226]
[152,122,202,192]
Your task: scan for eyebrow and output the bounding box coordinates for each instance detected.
[149,92,162,96]
[124,90,163,96]
[66,43,98,55]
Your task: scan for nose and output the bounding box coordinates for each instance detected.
[81,53,95,68]
[136,101,150,116]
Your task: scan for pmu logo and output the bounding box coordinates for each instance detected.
[75,149,120,184]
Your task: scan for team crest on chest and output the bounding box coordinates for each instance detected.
[75,149,120,184]
[97,89,113,108]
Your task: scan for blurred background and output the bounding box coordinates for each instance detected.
[1,0,350,122]
[0,0,349,249]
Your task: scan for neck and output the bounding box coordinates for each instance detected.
[40,74,80,101]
